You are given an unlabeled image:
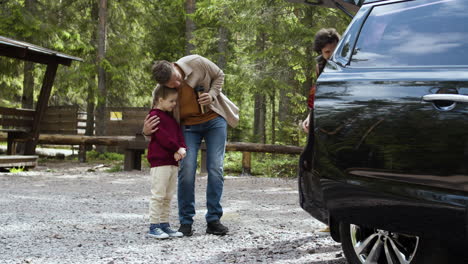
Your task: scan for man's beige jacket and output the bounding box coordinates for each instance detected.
[160,54,239,128]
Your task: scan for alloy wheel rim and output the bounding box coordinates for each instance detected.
[350,224,419,264]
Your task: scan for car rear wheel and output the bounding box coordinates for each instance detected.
[340,222,421,264]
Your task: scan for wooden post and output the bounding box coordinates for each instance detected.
[241,152,251,176]
[124,150,134,171]
[134,150,143,170]
[6,136,15,155]
[24,63,58,155]
[78,144,86,162]
[124,149,143,171]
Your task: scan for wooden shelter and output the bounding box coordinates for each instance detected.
[0,35,82,167]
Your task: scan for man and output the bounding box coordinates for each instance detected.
[143,55,239,236]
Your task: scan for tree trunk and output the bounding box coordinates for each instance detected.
[303,43,314,96]
[278,88,290,123]
[95,0,108,153]
[21,0,37,109]
[86,79,95,138]
[253,94,266,143]
[22,62,34,109]
[185,0,196,55]
[271,93,275,144]
[253,31,267,143]
[302,8,315,97]
[217,8,229,70]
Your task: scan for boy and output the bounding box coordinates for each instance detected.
[147,85,186,239]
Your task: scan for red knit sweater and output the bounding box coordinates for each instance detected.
[147,109,186,167]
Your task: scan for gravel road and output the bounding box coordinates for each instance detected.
[0,161,346,264]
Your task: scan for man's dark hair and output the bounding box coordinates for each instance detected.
[313,28,340,54]
[151,60,173,84]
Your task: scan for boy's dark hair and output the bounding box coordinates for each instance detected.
[152,85,178,107]
[313,28,340,54]
[151,60,173,84]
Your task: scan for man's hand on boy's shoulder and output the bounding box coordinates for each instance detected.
[143,114,160,136]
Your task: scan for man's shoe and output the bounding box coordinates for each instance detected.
[178,224,193,237]
[148,224,169,239]
[206,220,229,236]
[160,223,183,238]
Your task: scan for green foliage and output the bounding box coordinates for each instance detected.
[224,152,298,178]
[8,166,25,173]
[86,150,123,162]
[251,153,298,178]
[105,164,123,173]
[0,0,351,148]
[223,152,243,174]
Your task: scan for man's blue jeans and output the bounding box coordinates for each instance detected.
[178,116,227,225]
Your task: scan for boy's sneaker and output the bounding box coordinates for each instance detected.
[148,224,169,239]
[160,223,183,238]
[206,220,229,236]
[178,224,193,237]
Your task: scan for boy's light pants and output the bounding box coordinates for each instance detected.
[149,165,178,224]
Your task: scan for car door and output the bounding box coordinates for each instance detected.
[310,0,468,240]
[293,0,364,224]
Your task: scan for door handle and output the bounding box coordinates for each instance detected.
[422,94,468,103]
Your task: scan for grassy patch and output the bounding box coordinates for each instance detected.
[105,164,123,173]
[8,166,26,173]
[251,153,298,178]
[223,152,298,178]
[86,150,123,162]
[223,152,243,175]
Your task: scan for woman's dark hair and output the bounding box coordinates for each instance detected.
[313,28,340,54]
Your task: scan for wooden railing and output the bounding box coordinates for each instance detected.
[0,132,303,174]
[1,106,304,173]
[201,142,302,175]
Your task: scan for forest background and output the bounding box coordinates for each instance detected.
[0,0,349,152]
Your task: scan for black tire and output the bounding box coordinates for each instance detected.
[339,222,448,264]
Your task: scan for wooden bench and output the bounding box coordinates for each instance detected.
[0,106,146,165]
[40,106,79,135]
[0,155,38,169]
[0,106,38,168]
[0,107,35,154]
[39,105,86,160]
[119,135,147,171]
[103,107,148,171]
[105,107,147,136]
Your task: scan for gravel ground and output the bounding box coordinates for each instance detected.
[0,161,346,264]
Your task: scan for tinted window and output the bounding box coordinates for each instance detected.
[351,0,468,67]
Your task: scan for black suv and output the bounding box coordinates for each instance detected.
[295,0,468,263]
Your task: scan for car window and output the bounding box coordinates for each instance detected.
[351,0,468,67]
[339,32,353,59]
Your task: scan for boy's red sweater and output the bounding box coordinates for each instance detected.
[147,109,186,167]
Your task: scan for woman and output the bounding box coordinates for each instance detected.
[302,28,340,133]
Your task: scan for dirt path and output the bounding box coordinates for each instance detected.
[0,161,346,264]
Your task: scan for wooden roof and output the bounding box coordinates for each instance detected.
[0,35,82,66]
